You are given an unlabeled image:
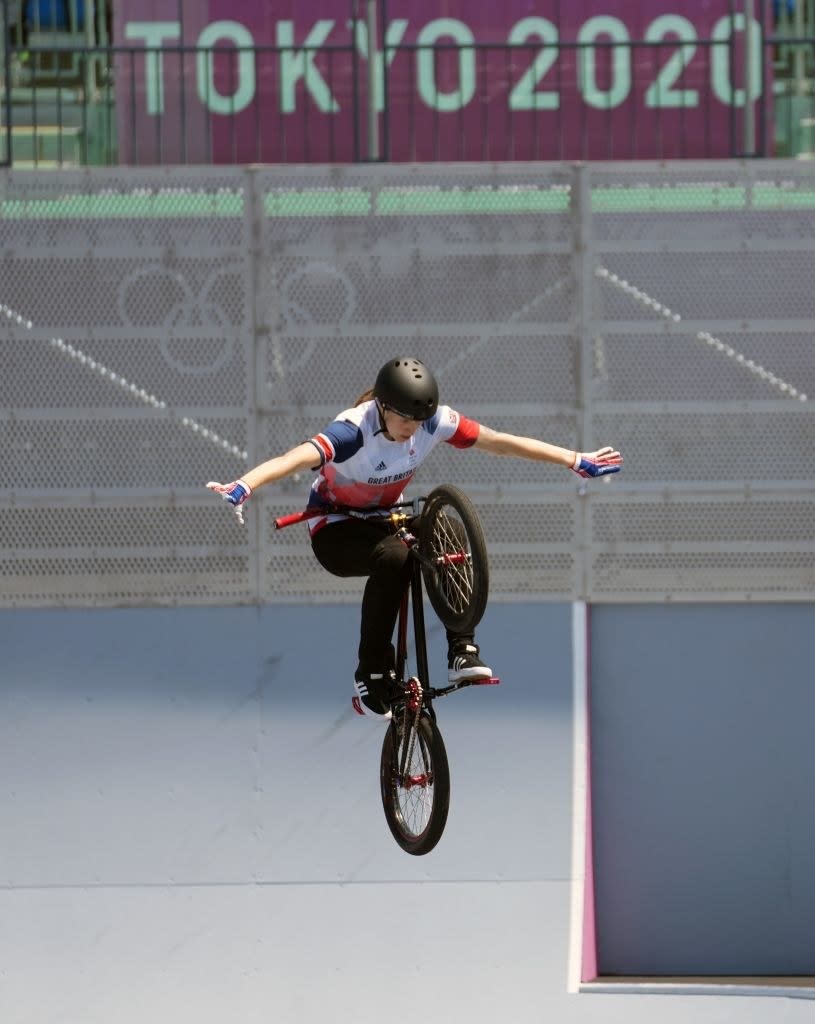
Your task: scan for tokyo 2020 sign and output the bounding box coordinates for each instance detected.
[114,1,767,163]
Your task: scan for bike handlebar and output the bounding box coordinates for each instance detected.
[273,498,424,531]
[273,509,323,530]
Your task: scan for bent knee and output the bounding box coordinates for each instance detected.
[371,537,411,576]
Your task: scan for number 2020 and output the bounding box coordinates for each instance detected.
[500,14,763,111]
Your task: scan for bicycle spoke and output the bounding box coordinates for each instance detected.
[394,729,434,836]
[432,512,474,612]
[399,786,434,835]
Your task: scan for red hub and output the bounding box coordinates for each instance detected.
[402,773,432,790]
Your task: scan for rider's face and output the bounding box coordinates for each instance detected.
[381,407,422,442]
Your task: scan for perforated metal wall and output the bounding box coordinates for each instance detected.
[1,162,813,606]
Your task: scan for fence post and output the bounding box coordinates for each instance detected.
[1,0,11,166]
[744,0,756,154]
[573,163,595,601]
[366,0,379,159]
[246,166,264,602]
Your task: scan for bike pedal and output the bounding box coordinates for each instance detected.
[474,676,501,685]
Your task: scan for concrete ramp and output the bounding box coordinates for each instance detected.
[0,605,806,1023]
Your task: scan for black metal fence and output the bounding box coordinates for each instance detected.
[2,0,814,166]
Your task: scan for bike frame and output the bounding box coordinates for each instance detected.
[274,495,498,714]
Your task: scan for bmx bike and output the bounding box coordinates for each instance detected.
[274,484,499,856]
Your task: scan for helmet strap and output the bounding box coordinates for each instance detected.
[373,399,390,437]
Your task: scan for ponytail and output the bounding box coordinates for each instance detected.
[354,387,375,407]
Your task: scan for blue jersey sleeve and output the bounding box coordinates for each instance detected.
[309,419,365,466]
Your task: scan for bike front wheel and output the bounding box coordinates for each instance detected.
[380,712,450,856]
[419,484,489,633]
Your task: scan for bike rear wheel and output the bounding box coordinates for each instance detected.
[380,712,450,856]
[419,484,489,633]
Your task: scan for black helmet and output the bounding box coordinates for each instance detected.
[374,357,439,421]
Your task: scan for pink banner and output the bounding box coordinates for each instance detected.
[113,1,768,164]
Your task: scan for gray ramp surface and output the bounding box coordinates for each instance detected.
[0,605,809,1023]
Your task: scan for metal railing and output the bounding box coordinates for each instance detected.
[1,1,814,166]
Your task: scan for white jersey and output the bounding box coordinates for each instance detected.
[305,400,480,534]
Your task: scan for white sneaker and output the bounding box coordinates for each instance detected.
[352,671,394,720]
[448,643,492,682]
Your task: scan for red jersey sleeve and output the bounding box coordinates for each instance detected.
[445,415,480,449]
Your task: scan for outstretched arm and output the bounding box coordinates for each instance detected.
[207,441,318,523]
[473,425,622,477]
[238,442,318,491]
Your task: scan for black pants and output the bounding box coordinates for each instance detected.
[311,518,471,672]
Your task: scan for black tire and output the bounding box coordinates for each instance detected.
[380,712,450,856]
[419,484,489,633]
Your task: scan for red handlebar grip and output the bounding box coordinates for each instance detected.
[274,510,316,530]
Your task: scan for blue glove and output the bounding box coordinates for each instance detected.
[571,448,623,479]
[206,479,252,523]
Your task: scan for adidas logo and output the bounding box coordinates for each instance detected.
[374,461,387,472]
